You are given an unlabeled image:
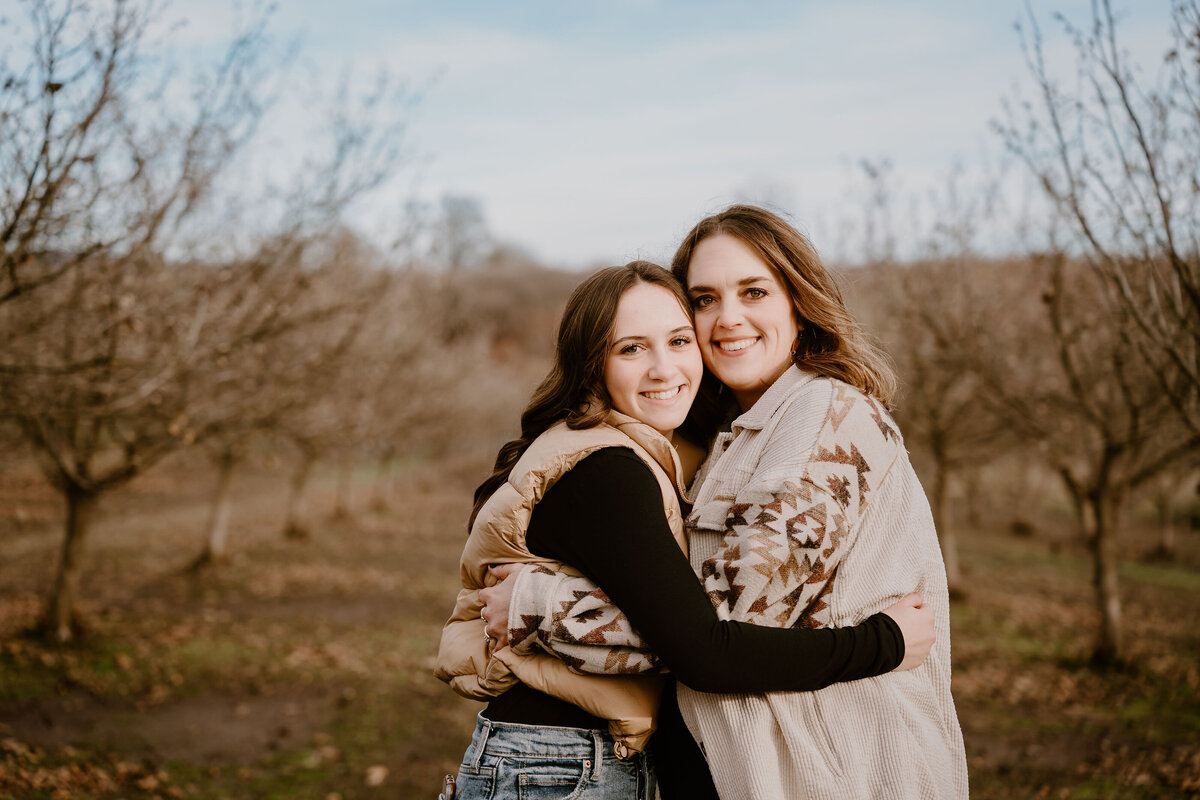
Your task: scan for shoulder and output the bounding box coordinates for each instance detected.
[525,420,629,456]
[773,376,837,432]
[821,380,903,448]
[753,378,903,481]
[512,422,632,481]
[803,381,906,509]
[553,446,656,494]
[537,446,663,523]
[751,377,835,472]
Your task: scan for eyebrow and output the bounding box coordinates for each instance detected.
[611,325,694,346]
[687,276,772,294]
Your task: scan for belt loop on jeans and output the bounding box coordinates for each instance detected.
[587,731,603,781]
[470,717,492,770]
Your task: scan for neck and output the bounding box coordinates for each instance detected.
[734,385,769,412]
[733,363,792,412]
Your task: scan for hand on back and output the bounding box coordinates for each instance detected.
[882,592,935,671]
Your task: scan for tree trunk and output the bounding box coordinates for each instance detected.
[44,482,99,642]
[332,452,353,519]
[930,456,964,598]
[1151,489,1176,561]
[1089,491,1124,665]
[370,450,393,511]
[189,447,239,570]
[283,452,315,540]
[1061,470,1091,544]
[963,464,983,529]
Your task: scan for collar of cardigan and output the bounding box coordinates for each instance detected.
[731,365,819,433]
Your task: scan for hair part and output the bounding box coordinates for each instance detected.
[671,204,896,444]
[468,260,689,530]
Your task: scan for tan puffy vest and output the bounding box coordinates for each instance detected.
[434,410,688,756]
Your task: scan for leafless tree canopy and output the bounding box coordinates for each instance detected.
[996,0,1200,433]
[0,0,422,639]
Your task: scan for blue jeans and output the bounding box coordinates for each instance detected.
[450,714,654,800]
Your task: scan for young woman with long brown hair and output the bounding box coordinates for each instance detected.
[435,259,933,799]
[484,206,969,798]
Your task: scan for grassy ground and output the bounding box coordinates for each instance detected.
[0,456,1198,798]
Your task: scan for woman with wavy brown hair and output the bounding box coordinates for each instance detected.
[485,206,968,798]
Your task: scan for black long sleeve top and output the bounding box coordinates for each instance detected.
[483,447,904,794]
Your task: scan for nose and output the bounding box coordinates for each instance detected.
[647,348,676,380]
[714,297,744,330]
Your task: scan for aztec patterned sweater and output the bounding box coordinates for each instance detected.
[506,367,969,799]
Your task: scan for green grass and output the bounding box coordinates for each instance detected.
[166,756,339,800]
[0,653,60,702]
[1119,559,1200,592]
[950,603,1078,662]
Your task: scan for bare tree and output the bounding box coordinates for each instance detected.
[0,1,413,640]
[849,162,1013,597]
[866,258,1012,598]
[972,253,1197,665]
[187,439,245,570]
[429,194,492,272]
[186,233,385,565]
[1142,457,1200,562]
[266,258,471,538]
[0,0,273,311]
[996,0,1200,433]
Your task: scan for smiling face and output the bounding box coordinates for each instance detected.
[685,233,800,411]
[603,281,702,436]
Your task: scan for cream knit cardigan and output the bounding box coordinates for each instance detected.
[508,367,969,799]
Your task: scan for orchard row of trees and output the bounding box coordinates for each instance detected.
[850,0,1200,665]
[2,0,1197,672]
[0,0,579,641]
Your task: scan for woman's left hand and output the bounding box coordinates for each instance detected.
[479,563,524,649]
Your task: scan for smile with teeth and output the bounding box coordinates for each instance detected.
[642,386,682,401]
[717,337,758,352]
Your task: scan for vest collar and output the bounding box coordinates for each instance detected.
[731,366,818,433]
[602,409,689,497]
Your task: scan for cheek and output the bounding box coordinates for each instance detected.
[770,301,800,337]
[603,361,634,405]
[683,349,703,384]
[602,359,619,399]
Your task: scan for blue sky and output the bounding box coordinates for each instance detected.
[165,1,1174,267]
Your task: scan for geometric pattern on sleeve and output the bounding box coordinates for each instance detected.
[507,565,662,676]
[699,384,901,629]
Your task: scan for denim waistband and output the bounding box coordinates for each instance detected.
[468,714,618,772]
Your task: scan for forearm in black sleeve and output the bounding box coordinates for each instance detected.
[525,447,903,693]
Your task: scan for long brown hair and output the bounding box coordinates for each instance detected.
[468,260,690,529]
[672,204,896,443]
